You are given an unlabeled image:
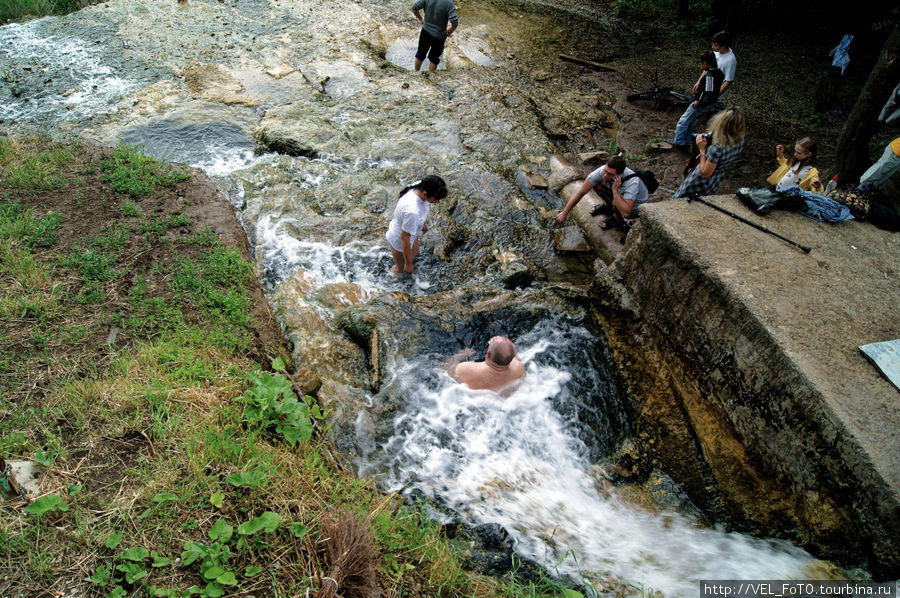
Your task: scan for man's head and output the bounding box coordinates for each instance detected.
[699,50,717,70]
[486,336,517,367]
[711,30,732,52]
[603,155,627,183]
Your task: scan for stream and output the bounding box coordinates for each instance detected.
[0,0,851,594]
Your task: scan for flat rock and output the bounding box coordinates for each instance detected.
[266,63,296,79]
[552,225,591,252]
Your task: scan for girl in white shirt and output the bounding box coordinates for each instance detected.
[386,175,447,275]
[768,137,822,192]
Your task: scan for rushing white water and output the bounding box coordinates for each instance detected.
[0,19,135,124]
[354,322,825,597]
[119,120,258,177]
[254,215,437,295]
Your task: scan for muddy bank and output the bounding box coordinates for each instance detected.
[591,196,900,575]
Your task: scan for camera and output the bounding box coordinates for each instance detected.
[694,132,712,144]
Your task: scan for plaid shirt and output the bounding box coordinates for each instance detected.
[674,141,745,199]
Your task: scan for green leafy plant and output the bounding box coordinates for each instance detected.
[235,367,313,446]
[224,469,266,489]
[33,449,56,466]
[606,138,620,155]
[24,494,68,515]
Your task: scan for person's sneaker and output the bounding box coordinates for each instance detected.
[666,139,690,152]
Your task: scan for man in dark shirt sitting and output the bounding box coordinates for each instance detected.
[669,50,725,151]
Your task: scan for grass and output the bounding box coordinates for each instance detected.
[101,144,190,198]
[1,136,591,597]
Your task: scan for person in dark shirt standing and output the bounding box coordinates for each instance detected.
[411,0,458,72]
[692,51,724,112]
[669,51,724,150]
[669,31,736,150]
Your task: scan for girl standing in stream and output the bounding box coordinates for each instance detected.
[386,175,447,275]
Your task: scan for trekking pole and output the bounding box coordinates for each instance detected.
[687,194,811,253]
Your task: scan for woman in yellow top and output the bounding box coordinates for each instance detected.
[767,137,822,191]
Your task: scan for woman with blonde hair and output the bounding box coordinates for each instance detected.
[767,137,822,191]
[674,107,747,199]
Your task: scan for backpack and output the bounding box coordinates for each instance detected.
[623,170,659,194]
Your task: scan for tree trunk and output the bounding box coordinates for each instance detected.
[677,0,689,19]
[832,23,900,184]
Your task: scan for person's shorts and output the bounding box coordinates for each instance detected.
[415,29,446,66]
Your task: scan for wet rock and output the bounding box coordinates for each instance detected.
[500,260,534,289]
[444,522,514,577]
[312,282,371,314]
[598,449,651,484]
[430,213,469,260]
[552,225,591,253]
[524,171,548,190]
[254,129,319,158]
[265,63,295,79]
[292,367,322,397]
[547,154,582,192]
[254,103,340,157]
[180,62,263,106]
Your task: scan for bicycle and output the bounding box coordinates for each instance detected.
[627,71,693,109]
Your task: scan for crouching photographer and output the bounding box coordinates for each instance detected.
[674,107,746,199]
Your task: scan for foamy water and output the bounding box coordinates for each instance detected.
[0,19,135,124]
[354,322,824,597]
[119,120,258,177]
[254,215,437,296]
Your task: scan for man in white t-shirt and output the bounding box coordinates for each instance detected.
[555,155,649,230]
[709,30,736,98]
[669,30,737,150]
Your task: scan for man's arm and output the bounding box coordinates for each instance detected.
[443,348,474,377]
[556,178,593,222]
[446,4,458,36]
[411,8,424,24]
[692,70,707,94]
[719,79,733,96]
[611,175,636,218]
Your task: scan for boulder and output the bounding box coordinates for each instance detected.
[547,155,583,192]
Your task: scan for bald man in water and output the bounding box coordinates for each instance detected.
[445,336,525,395]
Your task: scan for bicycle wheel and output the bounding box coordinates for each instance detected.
[627,91,657,101]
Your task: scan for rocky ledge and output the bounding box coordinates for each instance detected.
[592,196,899,576]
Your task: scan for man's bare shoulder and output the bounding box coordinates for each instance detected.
[453,360,480,381]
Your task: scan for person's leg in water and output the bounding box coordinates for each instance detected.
[414,29,433,72]
[389,245,406,274]
[389,237,420,274]
[427,36,446,72]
